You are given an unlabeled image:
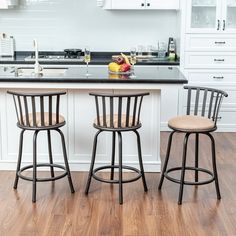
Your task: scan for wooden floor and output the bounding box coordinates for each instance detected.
[0,132,236,236]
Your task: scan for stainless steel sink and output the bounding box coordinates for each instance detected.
[15,67,68,77]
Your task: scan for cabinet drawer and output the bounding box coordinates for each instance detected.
[185,35,236,52]
[217,111,236,126]
[188,71,236,83]
[185,52,236,69]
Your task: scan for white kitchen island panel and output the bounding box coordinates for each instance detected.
[67,90,160,172]
[0,88,161,172]
[0,66,187,172]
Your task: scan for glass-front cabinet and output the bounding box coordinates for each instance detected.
[224,0,236,32]
[187,0,236,33]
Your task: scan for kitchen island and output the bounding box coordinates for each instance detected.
[0,66,187,172]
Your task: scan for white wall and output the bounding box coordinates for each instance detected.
[0,0,179,51]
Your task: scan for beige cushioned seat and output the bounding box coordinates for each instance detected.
[168,115,215,132]
[22,112,65,127]
[94,114,139,128]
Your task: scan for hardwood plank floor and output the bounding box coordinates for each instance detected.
[0,132,236,236]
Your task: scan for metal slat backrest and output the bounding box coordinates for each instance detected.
[90,92,149,129]
[184,86,228,126]
[7,91,66,128]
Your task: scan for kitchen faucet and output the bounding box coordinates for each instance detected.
[33,39,42,75]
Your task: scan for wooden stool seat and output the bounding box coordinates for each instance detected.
[22,112,65,127]
[168,115,215,132]
[94,114,139,129]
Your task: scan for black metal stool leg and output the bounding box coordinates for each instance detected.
[195,133,199,183]
[47,130,55,178]
[14,129,25,189]
[178,133,190,205]
[117,132,123,205]
[207,133,221,200]
[110,131,116,180]
[32,130,39,203]
[134,130,148,192]
[158,131,175,190]
[56,129,75,194]
[85,130,102,194]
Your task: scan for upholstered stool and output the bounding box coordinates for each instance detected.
[85,92,149,204]
[158,86,228,204]
[7,91,75,202]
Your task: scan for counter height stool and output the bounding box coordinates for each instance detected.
[7,91,75,202]
[85,92,149,204]
[158,86,228,204]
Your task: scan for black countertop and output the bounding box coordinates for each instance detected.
[0,51,180,66]
[0,66,187,84]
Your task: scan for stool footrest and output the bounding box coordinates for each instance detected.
[92,165,142,184]
[164,166,215,186]
[18,163,68,182]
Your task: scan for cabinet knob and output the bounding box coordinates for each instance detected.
[147,3,150,7]
[141,3,145,7]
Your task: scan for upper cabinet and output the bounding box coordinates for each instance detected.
[102,0,180,10]
[0,0,18,9]
[186,0,236,33]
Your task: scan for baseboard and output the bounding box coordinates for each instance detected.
[0,160,161,173]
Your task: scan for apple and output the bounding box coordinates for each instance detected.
[120,63,131,72]
[115,56,125,65]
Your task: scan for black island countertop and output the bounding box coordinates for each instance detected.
[0,65,187,84]
[0,51,180,66]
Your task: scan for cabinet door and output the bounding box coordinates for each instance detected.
[147,0,179,9]
[111,0,144,9]
[222,0,236,33]
[186,0,222,33]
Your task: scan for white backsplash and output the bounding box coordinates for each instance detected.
[0,0,179,51]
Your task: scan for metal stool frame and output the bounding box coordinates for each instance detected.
[7,91,75,202]
[158,86,228,204]
[85,92,149,204]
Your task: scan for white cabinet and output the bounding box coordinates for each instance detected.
[186,0,236,33]
[0,0,18,9]
[102,0,179,10]
[181,0,236,131]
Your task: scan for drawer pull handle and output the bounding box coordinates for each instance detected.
[217,116,222,120]
[217,20,220,30]
[214,59,225,62]
[213,76,224,80]
[215,41,226,44]
[223,20,226,31]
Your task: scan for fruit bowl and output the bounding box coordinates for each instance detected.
[108,53,132,75]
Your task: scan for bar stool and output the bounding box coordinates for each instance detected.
[158,86,228,204]
[7,91,75,202]
[85,92,149,204]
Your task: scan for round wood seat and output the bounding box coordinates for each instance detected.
[94,114,139,129]
[22,112,65,127]
[168,115,215,132]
